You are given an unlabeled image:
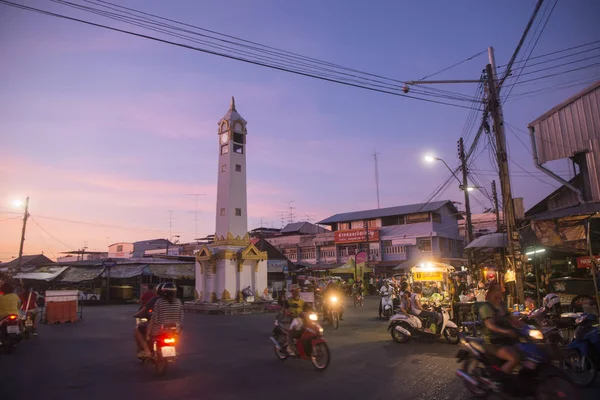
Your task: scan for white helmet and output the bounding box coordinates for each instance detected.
[543,293,560,310]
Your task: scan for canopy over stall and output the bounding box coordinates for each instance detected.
[59,266,105,283]
[13,266,68,281]
[102,264,150,278]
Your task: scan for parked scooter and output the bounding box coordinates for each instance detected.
[380,292,394,320]
[562,312,600,387]
[388,303,459,344]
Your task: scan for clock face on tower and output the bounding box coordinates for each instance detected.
[220,132,229,144]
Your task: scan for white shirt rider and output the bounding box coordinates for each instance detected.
[410,292,422,316]
[380,283,392,297]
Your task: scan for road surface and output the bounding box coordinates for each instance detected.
[2,297,598,400]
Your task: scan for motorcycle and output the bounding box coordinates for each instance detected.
[455,325,580,399]
[324,295,341,329]
[388,304,459,344]
[562,312,600,387]
[270,312,330,371]
[0,314,23,353]
[519,307,580,349]
[353,289,364,308]
[136,317,180,376]
[380,292,394,320]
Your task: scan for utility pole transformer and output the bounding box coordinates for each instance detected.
[16,196,30,275]
[486,50,524,303]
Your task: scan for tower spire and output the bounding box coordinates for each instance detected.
[230,96,236,111]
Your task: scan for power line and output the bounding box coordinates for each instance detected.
[1,0,483,110]
[503,0,559,102]
[29,216,74,249]
[496,39,600,68]
[508,62,600,86]
[419,49,487,80]
[508,76,600,100]
[497,46,600,76]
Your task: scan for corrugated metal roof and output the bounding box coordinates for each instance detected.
[103,264,149,278]
[148,263,195,279]
[528,81,600,164]
[317,200,458,225]
[281,222,329,234]
[13,266,69,281]
[526,201,600,221]
[60,266,105,283]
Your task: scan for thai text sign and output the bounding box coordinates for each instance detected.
[406,212,430,224]
[413,271,444,282]
[576,256,600,269]
[334,228,379,244]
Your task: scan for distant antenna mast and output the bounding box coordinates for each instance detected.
[286,200,295,223]
[186,193,206,241]
[373,149,381,209]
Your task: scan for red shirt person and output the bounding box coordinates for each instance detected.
[19,287,38,311]
[140,284,157,306]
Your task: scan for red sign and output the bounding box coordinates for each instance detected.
[576,256,600,269]
[334,228,379,244]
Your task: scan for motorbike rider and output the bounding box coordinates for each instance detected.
[323,279,344,321]
[410,286,440,332]
[399,290,412,314]
[0,282,21,321]
[353,278,364,298]
[479,282,524,378]
[134,283,164,357]
[143,282,183,358]
[379,279,393,318]
[284,284,308,355]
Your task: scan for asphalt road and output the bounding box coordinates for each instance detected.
[1,297,598,400]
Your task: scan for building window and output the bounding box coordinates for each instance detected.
[221,164,227,172]
[418,238,432,252]
[220,208,225,216]
[221,144,229,155]
[432,212,442,223]
[338,222,350,230]
[367,219,377,228]
[382,215,404,226]
[233,132,245,144]
[233,144,244,154]
[383,243,406,255]
[235,208,242,216]
[117,245,123,252]
[235,164,242,172]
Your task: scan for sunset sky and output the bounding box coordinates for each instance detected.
[1,0,599,261]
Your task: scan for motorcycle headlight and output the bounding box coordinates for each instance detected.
[309,313,318,321]
[529,329,544,341]
[330,296,338,303]
[318,326,324,335]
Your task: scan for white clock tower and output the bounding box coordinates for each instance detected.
[216,96,248,239]
[192,97,268,304]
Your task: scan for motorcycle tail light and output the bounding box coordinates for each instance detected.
[8,315,17,320]
[163,337,176,344]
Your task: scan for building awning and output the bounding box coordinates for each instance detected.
[103,264,150,278]
[465,233,507,249]
[295,262,342,271]
[13,266,69,281]
[59,266,105,283]
[147,263,195,279]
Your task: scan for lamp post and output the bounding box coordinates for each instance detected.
[424,155,475,269]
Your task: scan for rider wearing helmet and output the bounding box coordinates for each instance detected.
[323,279,344,321]
[542,293,561,320]
[144,282,183,358]
[285,284,308,355]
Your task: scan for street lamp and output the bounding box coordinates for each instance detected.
[423,154,478,191]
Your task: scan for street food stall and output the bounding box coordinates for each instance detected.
[409,262,455,303]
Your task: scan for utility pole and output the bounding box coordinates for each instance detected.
[491,180,501,232]
[486,46,524,303]
[186,193,206,241]
[16,196,30,275]
[373,149,381,209]
[458,138,474,244]
[458,138,474,271]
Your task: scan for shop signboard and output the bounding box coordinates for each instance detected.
[334,228,379,244]
[267,259,288,273]
[576,256,600,269]
[413,271,444,282]
[406,212,430,224]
